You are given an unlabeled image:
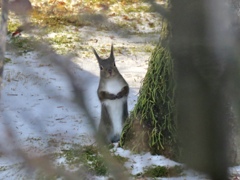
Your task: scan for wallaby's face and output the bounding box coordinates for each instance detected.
[93,45,118,78]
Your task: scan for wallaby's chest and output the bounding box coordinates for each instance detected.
[102,79,125,94]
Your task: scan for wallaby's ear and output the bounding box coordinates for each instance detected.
[110,44,114,59]
[92,47,101,62]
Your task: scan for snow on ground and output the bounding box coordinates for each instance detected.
[112,144,180,175]
[112,144,209,180]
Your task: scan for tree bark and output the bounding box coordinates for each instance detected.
[120,13,177,158]
[121,0,240,179]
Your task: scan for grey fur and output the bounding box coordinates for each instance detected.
[93,45,129,143]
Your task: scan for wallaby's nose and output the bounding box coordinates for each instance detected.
[111,134,120,143]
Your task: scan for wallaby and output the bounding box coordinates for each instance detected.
[93,44,129,143]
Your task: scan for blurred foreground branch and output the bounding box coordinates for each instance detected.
[170,0,238,179]
[0,0,8,90]
[3,31,129,179]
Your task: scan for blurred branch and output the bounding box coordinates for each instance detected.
[171,0,237,179]
[11,38,129,179]
[48,52,129,180]
[0,0,32,16]
[148,0,169,19]
[1,123,85,180]
[0,0,9,90]
[3,36,130,178]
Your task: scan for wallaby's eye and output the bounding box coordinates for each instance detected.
[100,65,104,70]
[113,63,116,67]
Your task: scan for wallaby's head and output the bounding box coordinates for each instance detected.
[92,44,119,78]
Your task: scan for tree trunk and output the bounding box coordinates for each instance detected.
[121,1,240,178]
[120,13,177,158]
[170,0,235,178]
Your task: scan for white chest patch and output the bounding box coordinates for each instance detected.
[104,79,125,94]
[103,97,127,135]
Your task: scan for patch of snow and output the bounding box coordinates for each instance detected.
[112,144,179,175]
